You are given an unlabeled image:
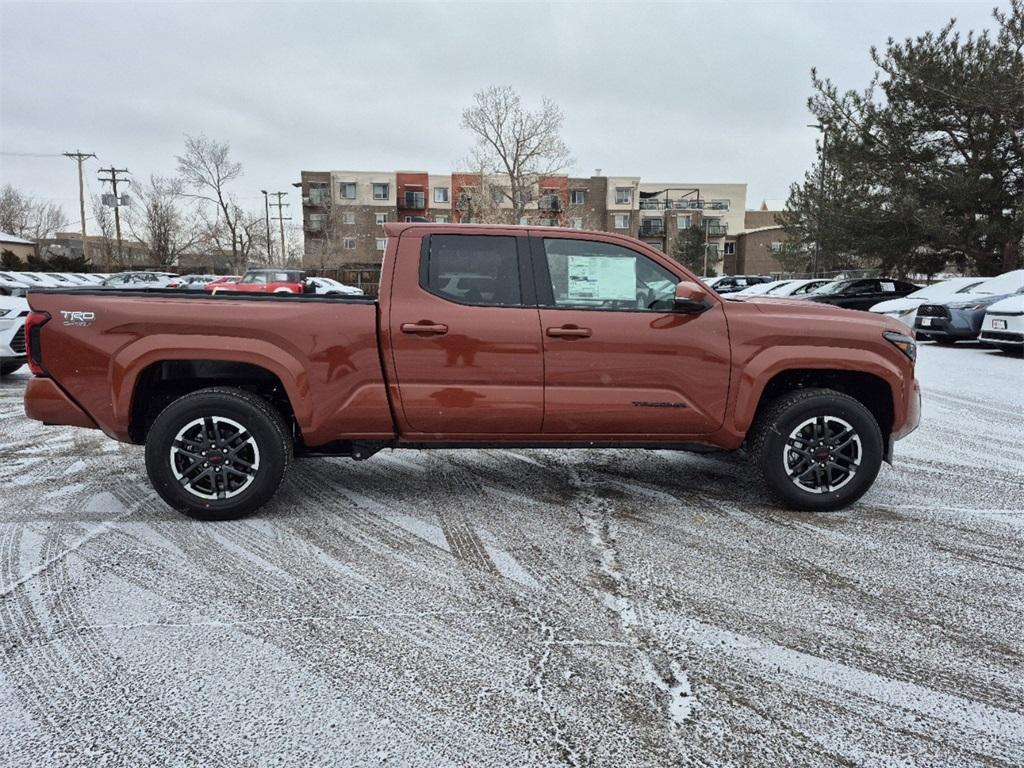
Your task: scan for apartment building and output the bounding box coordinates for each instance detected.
[297,169,747,292]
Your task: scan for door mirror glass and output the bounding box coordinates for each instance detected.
[674,281,709,313]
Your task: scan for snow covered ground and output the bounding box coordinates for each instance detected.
[1,342,1022,767]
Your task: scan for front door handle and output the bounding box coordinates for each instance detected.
[546,325,592,338]
[401,322,449,335]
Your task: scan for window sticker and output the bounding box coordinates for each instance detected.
[881,281,895,292]
[567,255,635,301]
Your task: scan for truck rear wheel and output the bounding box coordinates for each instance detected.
[749,388,883,512]
[144,387,292,520]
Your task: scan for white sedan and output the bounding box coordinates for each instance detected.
[0,294,29,376]
[307,276,364,296]
[763,278,831,297]
[979,293,1024,353]
[732,279,795,297]
[869,276,986,327]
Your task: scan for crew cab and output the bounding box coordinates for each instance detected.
[211,269,307,294]
[22,223,921,519]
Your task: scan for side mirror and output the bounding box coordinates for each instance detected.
[674,280,710,314]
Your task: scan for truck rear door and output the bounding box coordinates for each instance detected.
[386,231,544,434]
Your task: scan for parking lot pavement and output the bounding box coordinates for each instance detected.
[1,343,1022,767]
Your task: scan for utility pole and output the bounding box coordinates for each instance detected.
[261,190,273,263]
[63,151,96,264]
[269,192,291,264]
[97,167,130,272]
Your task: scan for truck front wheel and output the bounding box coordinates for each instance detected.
[749,388,883,512]
[144,387,293,520]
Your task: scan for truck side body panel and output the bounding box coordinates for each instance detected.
[25,292,394,446]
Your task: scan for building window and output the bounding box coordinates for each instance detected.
[770,241,783,253]
[613,214,629,229]
[677,215,691,229]
[375,213,387,226]
[376,238,387,251]
[723,242,736,256]
[339,182,356,199]
[571,217,583,229]
[539,219,558,227]
[435,215,448,223]
[372,183,390,200]
[404,190,425,209]
[341,212,356,225]
[434,187,449,203]
[615,187,632,205]
[343,238,356,250]
[570,189,586,205]
[307,213,325,232]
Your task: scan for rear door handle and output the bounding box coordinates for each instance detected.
[546,326,591,338]
[401,322,449,335]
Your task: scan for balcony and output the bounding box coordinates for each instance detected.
[305,187,329,206]
[304,218,324,232]
[539,195,562,211]
[639,220,665,237]
[705,223,728,237]
[403,191,426,209]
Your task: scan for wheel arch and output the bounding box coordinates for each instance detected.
[123,352,305,444]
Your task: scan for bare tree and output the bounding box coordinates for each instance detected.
[0,184,68,241]
[461,86,572,222]
[176,134,248,269]
[125,175,201,269]
[90,195,118,268]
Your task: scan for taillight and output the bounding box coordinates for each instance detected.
[24,310,50,377]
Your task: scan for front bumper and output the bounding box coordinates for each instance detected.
[914,307,984,340]
[979,312,1024,347]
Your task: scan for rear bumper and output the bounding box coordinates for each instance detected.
[24,377,98,429]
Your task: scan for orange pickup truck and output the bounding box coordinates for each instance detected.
[23,223,920,519]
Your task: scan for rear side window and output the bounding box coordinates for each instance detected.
[424,235,522,307]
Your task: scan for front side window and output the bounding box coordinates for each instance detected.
[542,238,678,312]
[339,182,356,199]
[433,187,450,203]
[372,183,390,200]
[241,272,267,284]
[425,235,521,307]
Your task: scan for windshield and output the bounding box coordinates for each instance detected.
[973,271,1024,295]
[810,280,851,295]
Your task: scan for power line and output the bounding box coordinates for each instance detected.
[63,151,96,264]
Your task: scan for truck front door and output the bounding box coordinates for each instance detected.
[532,235,732,436]
[387,232,544,434]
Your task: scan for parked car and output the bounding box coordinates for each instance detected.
[168,274,219,290]
[914,270,1024,344]
[800,278,921,311]
[706,275,773,294]
[979,294,1024,354]
[732,279,796,297]
[763,278,831,297]
[24,222,921,519]
[210,269,307,294]
[101,272,178,289]
[0,276,30,296]
[869,276,987,330]
[306,276,364,296]
[0,294,29,376]
[206,275,241,289]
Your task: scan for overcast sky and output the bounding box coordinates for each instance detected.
[0,0,1005,234]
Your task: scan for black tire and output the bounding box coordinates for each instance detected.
[933,338,958,346]
[144,387,292,520]
[749,388,883,512]
[0,360,24,376]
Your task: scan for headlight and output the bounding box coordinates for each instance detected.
[883,331,917,362]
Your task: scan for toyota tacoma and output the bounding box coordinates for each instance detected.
[22,223,920,519]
